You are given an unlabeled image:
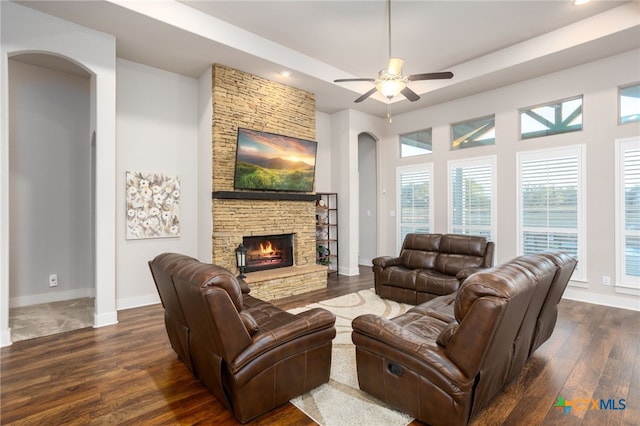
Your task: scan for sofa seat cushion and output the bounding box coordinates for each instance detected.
[388,312,451,343]
[434,253,486,276]
[243,295,290,325]
[415,269,460,297]
[409,293,457,323]
[377,265,419,290]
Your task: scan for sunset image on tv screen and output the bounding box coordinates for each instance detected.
[234,128,317,192]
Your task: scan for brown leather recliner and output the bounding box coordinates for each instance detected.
[372,233,495,304]
[148,252,197,371]
[149,254,337,423]
[352,250,576,426]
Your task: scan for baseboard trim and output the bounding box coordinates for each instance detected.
[9,288,95,308]
[0,328,12,348]
[94,311,118,328]
[116,294,160,311]
[563,288,640,312]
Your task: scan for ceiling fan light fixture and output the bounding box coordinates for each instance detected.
[376,73,407,99]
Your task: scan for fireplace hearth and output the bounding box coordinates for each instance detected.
[243,234,294,273]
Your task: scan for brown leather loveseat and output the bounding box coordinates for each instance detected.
[149,253,336,423]
[372,233,495,304]
[353,250,576,426]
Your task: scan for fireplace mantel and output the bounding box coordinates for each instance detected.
[212,191,320,201]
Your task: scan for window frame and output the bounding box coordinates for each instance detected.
[396,163,434,252]
[399,128,433,158]
[519,95,583,140]
[615,136,640,293]
[618,83,640,126]
[450,114,496,150]
[516,145,586,283]
[447,155,497,243]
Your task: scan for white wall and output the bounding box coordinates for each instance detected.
[1,2,117,347]
[8,60,92,307]
[197,66,213,262]
[330,109,386,275]
[376,49,640,310]
[116,58,199,309]
[315,111,333,193]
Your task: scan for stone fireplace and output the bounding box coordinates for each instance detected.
[243,233,294,273]
[209,64,328,301]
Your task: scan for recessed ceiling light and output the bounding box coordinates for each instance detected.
[280,70,291,78]
[574,0,590,5]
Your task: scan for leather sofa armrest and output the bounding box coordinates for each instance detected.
[352,314,468,392]
[238,278,251,294]
[231,308,336,370]
[372,256,403,268]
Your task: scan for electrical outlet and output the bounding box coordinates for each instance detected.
[602,275,611,286]
[49,274,58,287]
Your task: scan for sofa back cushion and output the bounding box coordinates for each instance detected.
[434,234,488,275]
[172,260,253,363]
[400,233,441,269]
[530,250,577,353]
[445,255,561,416]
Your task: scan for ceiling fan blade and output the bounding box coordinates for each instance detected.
[354,88,378,103]
[334,78,375,83]
[401,87,420,102]
[407,71,454,81]
[387,57,404,75]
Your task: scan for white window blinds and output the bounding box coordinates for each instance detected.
[617,137,640,288]
[397,164,433,251]
[449,157,495,240]
[518,146,584,280]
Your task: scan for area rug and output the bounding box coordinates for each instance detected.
[288,289,414,426]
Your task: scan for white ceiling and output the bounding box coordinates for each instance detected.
[14,0,640,118]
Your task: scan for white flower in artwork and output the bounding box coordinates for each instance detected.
[153,193,165,205]
[126,171,180,240]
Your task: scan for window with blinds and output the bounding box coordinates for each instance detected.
[397,164,433,251]
[517,146,584,280]
[616,137,640,289]
[448,157,496,241]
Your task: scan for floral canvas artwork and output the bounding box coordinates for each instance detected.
[126,171,180,239]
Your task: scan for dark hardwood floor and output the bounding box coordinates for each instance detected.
[1,267,638,425]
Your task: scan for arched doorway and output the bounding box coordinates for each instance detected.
[8,53,94,341]
[358,132,378,265]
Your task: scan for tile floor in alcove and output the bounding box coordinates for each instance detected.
[9,297,94,342]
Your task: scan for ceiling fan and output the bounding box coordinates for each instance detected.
[334,0,453,103]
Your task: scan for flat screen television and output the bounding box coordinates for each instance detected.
[233,128,318,192]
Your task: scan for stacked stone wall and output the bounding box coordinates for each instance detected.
[210,64,325,298]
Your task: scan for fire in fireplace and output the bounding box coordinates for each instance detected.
[243,234,294,273]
